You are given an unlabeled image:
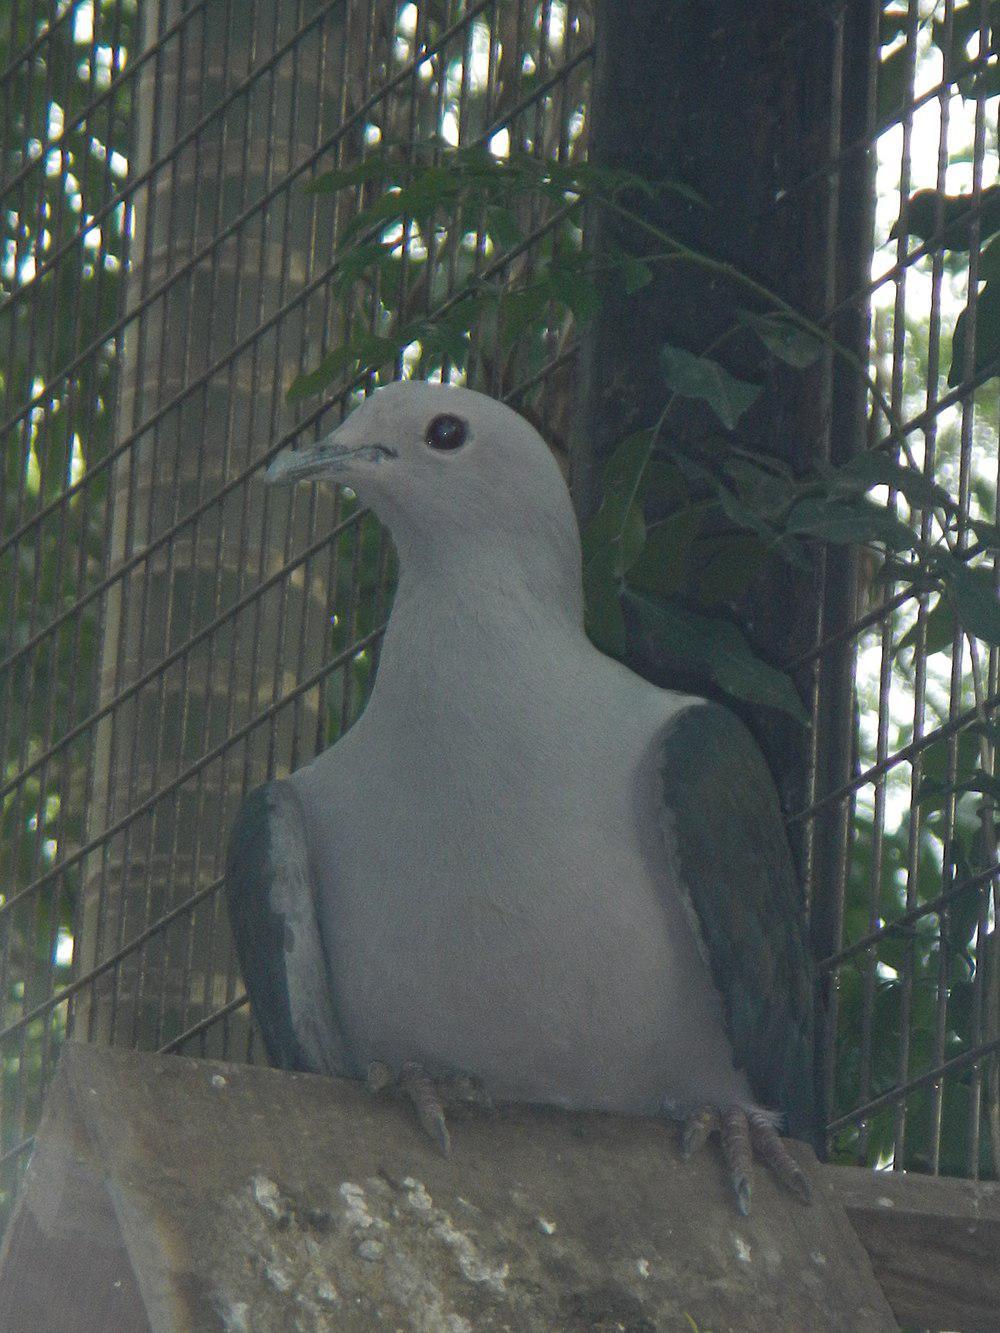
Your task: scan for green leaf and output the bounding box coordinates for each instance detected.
[583,501,646,576]
[895,596,957,656]
[339,168,462,243]
[639,459,689,512]
[895,185,1000,252]
[498,286,549,348]
[583,552,627,657]
[621,253,654,294]
[582,430,655,577]
[737,310,824,368]
[600,429,656,506]
[938,559,1000,645]
[967,517,1000,553]
[546,262,601,323]
[329,240,400,295]
[482,204,523,249]
[919,769,1000,808]
[417,320,470,371]
[609,242,653,294]
[784,496,918,550]
[693,533,770,605]
[714,484,779,541]
[978,233,1000,286]
[880,10,911,43]
[725,454,799,520]
[660,344,762,430]
[544,158,707,208]
[627,505,703,598]
[625,592,809,722]
[287,327,414,400]
[877,41,914,131]
[948,879,987,959]
[931,3,993,82]
[826,451,955,514]
[949,280,1000,387]
[307,152,409,194]
[287,345,357,400]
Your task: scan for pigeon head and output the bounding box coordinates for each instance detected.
[267,381,582,609]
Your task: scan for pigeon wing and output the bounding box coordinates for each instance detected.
[656,702,818,1143]
[224,780,347,1077]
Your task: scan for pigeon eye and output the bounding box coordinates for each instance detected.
[425,414,468,452]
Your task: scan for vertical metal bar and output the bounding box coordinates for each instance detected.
[961,0,997,1183]
[893,0,955,1172]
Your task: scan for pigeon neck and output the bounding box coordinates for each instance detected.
[377,539,587,676]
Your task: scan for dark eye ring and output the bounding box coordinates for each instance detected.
[425,413,468,452]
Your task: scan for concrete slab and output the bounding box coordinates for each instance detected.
[0,1043,897,1331]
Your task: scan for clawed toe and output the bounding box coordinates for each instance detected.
[400,1062,451,1155]
[720,1107,753,1215]
[366,1060,494,1155]
[747,1108,811,1204]
[678,1103,811,1215]
[680,1105,719,1158]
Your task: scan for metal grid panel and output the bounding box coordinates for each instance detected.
[1,0,997,1231]
[817,0,1000,1177]
[0,0,593,1212]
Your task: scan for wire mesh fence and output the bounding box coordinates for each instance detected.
[816,0,1000,1179]
[0,0,997,1233]
[0,0,594,1215]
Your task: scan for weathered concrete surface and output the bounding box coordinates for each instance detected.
[0,1044,897,1332]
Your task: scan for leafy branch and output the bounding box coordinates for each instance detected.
[290,141,1000,729]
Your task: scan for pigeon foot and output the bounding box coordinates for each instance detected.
[365,1060,493,1156]
[678,1103,811,1216]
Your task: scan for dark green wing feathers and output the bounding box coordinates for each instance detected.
[657,704,818,1144]
[225,780,347,1078]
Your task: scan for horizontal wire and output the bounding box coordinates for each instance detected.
[826,1032,1000,1134]
[0,621,386,922]
[0,877,224,1045]
[0,507,367,803]
[0,0,501,452]
[778,47,997,217]
[873,352,1000,449]
[819,861,997,971]
[6,250,988,587]
[785,585,918,673]
[0,3,79,88]
[0,0,209,201]
[0,0,341,316]
[0,197,577,647]
[0,329,582,751]
[478,42,592,144]
[0,291,341,596]
[157,992,249,1054]
[790,681,1000,825]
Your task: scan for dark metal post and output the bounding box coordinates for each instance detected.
[574,0,875,844]
[575,0,880,1138]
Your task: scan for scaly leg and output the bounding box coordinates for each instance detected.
[679,1102,811,1215]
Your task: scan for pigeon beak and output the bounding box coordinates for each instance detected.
[265,430,397,485]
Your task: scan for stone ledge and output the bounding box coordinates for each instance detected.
[0,1044,897,1331]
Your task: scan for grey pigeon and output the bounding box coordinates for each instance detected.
[225,381,816,1214]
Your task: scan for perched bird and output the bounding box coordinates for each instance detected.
[225,381,816,1214]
